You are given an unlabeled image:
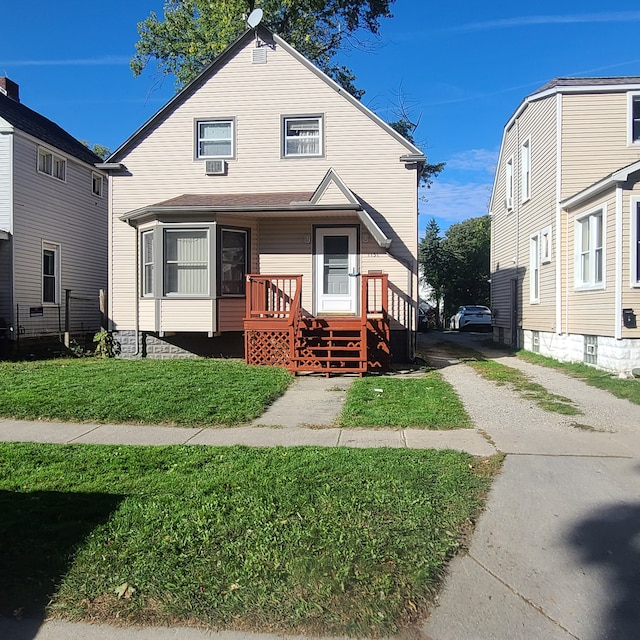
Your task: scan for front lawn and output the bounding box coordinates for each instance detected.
[0,359,292,426]
[0,443,500,636]
[339,374,471,429]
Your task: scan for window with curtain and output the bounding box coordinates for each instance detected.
[530,234,539,303]
[197,120,233,158]
[283,116,322,157]
[576,210,603,288]
[164,229,209,295]
[220,228,247,295]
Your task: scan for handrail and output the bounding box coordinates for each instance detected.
[245,274,302,325]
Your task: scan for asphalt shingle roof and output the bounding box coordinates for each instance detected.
[154,193,315,208]
[0,91,101,166]
[534,76,640,94]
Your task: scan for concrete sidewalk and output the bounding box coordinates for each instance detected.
[2,338,640,639]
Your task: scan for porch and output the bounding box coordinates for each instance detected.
[244,274,390,375]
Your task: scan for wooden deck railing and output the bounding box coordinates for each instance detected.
[245,275,302,324]
[244,273,389,374]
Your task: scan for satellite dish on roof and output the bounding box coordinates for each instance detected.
[247,8,263,29]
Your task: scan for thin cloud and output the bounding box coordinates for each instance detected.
[449,12,640,33]
[445,149,498,174]
[0,56,130,67]
[419,180,492,225]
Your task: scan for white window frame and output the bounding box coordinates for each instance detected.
[530,233,540,303]
[505,156,513,210]
[540,225,552,264]
[42,241,61,305]
[163,228,210,297]
[196,119,234,159]
[631,197,640,287]
[521,138,531,202]
[628,92,640,146]
[141,229,154,297]
[574,206,605,290]
[282,115,323,158]
[92,172,104,197]
[37,146,66,181]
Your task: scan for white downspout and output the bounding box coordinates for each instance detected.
[555,93,563,335]
[615,185,623,340]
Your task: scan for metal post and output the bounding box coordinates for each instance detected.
[64,289,71,348]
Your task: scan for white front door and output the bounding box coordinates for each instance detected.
[314,227,359,315]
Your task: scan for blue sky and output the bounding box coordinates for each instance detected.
[3,1,640,235]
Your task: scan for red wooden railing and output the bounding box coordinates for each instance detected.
[244,273,389,374]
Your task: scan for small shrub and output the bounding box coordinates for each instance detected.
[93,330,121,358]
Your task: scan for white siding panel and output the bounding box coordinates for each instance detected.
[138,298,156,331]
[0,132,11,232]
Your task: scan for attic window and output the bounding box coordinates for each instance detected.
[92,172,104,197]
[283,116,323,157]
[38,147,66,181]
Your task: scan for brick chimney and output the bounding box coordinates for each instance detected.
[0,78,20,103]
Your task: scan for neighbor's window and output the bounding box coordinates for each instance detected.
[521,139,531,201]
[163,229,209,295]
[141,230,154,297]
[283,116,322,157]
[630,93,640,144]
[633,200,640,285]
[530,234,540,303]
[505,156,513,210]
[576,209,604,288]
[92,172,104,197]
[38,147,66,181]
[220,228,248,296]
[42,242,60,304]
[540,225,552,264]
[196,120,234,158]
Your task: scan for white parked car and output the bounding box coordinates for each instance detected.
[450,305,492,332]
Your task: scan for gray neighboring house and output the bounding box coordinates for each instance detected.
[0,77,108,351]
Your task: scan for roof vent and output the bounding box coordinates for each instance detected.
[205,159,226,175]
[252,48,267,64]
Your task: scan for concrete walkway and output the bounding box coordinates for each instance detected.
[2,334,640,639]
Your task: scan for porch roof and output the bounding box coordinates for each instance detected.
[120,190,392,248]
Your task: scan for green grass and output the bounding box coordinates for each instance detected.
[339,374,472,429]
[429,343,582,416]
[0,359,292,426]
[0,443,500,636]
[517,350,640,405]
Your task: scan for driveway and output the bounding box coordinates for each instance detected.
[419,331,640,640]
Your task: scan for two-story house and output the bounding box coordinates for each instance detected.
[101,26,425,374]
[490,77,640,373]
[0,77,108,353]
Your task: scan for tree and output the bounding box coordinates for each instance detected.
[131,0,395,96]
[419,215,491,323]
[418,218,447,327]
[440,215,491,317]
[81,141,111,160]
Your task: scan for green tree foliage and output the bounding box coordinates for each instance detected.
[419,215,491,321]
[131,0,395,96]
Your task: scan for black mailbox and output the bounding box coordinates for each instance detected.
[622,308,637,329]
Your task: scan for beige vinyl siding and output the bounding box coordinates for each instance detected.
[11,133,107,334]
[622,186,640,338]
[138,298,156,331]
[565,192,616,336]
[561,92,640,199]
[111,36,417,332]
[160,299,214,332]
[491,96,558,332]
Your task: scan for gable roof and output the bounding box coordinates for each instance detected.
[0,92,102,166]
[108,25,424,163]
[534,76,640,95]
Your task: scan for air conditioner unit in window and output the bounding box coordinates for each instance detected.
[205,159,226,175]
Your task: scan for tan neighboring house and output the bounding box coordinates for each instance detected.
[101,27,425,373]
[0,77,107,353]
[490,77,640,373]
